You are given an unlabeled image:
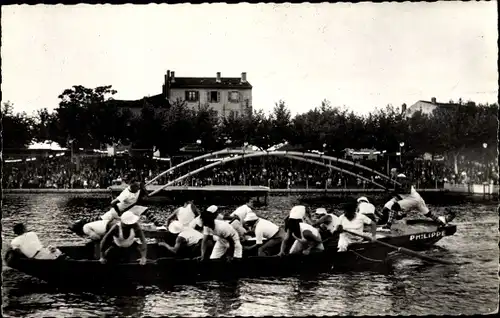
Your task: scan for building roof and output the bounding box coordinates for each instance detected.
[169,77,252,89]
[415,100,461,109]
[106,94,169,109]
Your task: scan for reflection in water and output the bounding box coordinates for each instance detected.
[2,194,499,316]
[202,280,242,316]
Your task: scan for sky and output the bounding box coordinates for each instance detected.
[1,2,498,117]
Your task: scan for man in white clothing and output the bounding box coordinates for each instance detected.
[312,208,339,234]
[8,223,63,260]
[159,220,206,257]
[380,174,452,230]
[199,205,243,260]
[242,212,285,256]
[164,201,199,228]
[333,201,377,252]
[225,199,253,240]
[71,179,155,240]
[356,197,377,222]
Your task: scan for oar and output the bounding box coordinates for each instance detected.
[342,229,457,265]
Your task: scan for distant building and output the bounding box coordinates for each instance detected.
[405,97,460,118]
[111,70,253,120]
[163,70,253,118]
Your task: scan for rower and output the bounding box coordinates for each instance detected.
[99,210,148,265]
[189,209,224,232]
[380,174,450,230]
[333,201,377,252]
[225,199,253,240]
[199,205,243,260]
[312,208,339,237]
[288,205,313,224]
[242,212,285,256]
[158,220,205,257]
[356,197,377,222]
[281,221,324,256]
[279,205,313,256]
[8,223,63,260]
[164,201,199,228]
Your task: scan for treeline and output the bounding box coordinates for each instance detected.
[2,85,498,168]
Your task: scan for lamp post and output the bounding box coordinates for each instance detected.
[483,143,488,182]
[399,142,405,167]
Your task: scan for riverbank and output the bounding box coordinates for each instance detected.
[3,183,497,197]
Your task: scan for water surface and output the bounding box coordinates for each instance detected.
[2,194,498,317]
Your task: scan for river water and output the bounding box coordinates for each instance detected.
[1,193,498,317]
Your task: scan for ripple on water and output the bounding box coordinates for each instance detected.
[1,193,499,317]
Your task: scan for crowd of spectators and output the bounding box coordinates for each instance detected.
[3,152,497,190]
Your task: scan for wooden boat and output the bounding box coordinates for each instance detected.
[4,223,457,288]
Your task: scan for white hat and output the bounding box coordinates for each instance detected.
[206,205,218,213]
[243,212,259,222]
[168,220,184,234]
[121,211,140,225]
[397,173,406,178]
[290,205,306,220]
[315,208,327,215]
[357,196,369,203]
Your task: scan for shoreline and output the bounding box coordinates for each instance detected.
[2,184,497,197]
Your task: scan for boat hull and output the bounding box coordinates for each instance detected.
[4,225,456,288]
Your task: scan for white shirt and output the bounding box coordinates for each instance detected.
[322,213,339,232]
[289,205,306,220]
[254,218,279,244]
[11,232,43,258]
[115,187,141,211]
[336,213,373,251]
[384,197,398,210]
[358,202,376,215]
[337,213,372,241]
[298,222,320,239]
[203,220,240,242]
[230,205,252,222]
[230,220,247,238]
[177,204,196,227]
[179,228,203,246]
[189,216,203,229]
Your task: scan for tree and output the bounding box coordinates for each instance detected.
[1,102,35,149]
[193,104,219,151]
[51,85,119,149]
[158,99,196,155]
[428,103,498,173]
[270,100,292,145]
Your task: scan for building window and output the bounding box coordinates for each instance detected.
[229,91,240,103]
[234,111,239,117]
[185,91,199,102]
[208,91,220,103]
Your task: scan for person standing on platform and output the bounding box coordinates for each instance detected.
[378,174,452,231]
[70,177,163,239]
